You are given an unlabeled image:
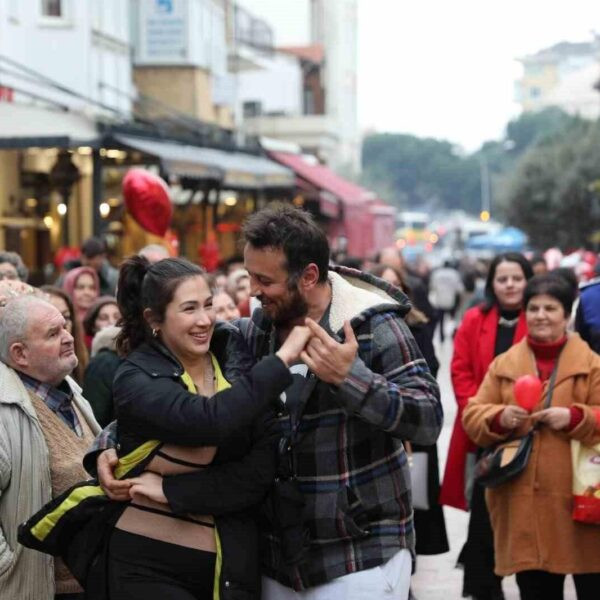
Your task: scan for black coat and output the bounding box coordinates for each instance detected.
[409,323,449,555]
[112,322,292,600]
[82,348,121,427]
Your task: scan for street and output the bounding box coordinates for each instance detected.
[411,333,576,600]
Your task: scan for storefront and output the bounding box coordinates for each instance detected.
[0,103,99,283]
[98,131,296,266]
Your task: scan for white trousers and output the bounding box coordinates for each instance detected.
[262,549,412,599]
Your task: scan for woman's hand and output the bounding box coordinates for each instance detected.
[276,325,312,366]
[129,471,168,504]
[499,405,530,430]
[98,449,132,501]
[532,407,571,430]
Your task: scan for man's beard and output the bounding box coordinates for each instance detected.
[261,287,308,326]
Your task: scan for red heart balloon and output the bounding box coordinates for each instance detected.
[123,169,172,237]
[514,375,543,412]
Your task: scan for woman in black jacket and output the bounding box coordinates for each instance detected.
[107,256,309,600]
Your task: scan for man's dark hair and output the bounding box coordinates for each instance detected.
[81,237,107,259]
[242,203,330,284]
[482,252,534,312]
[524,273,576,317]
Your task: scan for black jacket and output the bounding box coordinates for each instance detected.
[82,348,121,427]
[112,322,292,600]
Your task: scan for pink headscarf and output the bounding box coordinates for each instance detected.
[62,266,100,318]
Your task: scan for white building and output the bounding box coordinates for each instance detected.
[516,38,600,119]
[0,0,133,119]
[0,0,134,274]
[129,0,233,126]
[233,0,359,173]
[310,0,359,173]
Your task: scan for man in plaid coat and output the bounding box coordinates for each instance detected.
[239,205,442,599]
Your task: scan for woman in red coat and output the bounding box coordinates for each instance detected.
[440,252,533,600]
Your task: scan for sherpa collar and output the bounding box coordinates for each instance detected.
[248,265,411,338]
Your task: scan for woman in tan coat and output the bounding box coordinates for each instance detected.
[463,273,600,600]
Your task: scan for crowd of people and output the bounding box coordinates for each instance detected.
[0,206,599,600]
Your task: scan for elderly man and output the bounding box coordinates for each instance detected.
[0,295,100,600]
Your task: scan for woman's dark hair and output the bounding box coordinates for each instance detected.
[242,203,330,285]
[551,267,579,298]
[369,264,427,325]
[40,285,88,382]
[482,252,534,312]
[523,273,576,317]
[82,296,119,338]
[116,256,205,355]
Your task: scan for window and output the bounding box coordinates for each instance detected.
[243,101,262,118]
[8,0,19,22]
[530,87,541,99]
[41,0,63,17]
[39,0,71,27]
[303,88,315,115]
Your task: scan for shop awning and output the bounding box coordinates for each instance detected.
[268,151,376,217]
[113,134,294,190]
[0,103,99,148]
[269,151,396,258]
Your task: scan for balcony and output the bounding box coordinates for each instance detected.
[242,114,339,162]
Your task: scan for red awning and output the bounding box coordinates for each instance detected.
[269,151,373,207]
[268,151,395,258]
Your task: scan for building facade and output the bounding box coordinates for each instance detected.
[130,0,234,127]
[0,0,134,280]
[516,37,600,119]
[233,0,359,173]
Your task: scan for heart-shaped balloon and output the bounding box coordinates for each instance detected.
[123,169,172,237]
[514,375,543,412]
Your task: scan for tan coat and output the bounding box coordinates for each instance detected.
[462,334,600,576]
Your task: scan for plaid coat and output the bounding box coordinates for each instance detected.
[239,266,443,590]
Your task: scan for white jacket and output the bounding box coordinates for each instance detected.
[0,362,100,600]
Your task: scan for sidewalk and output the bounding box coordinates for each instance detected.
[410,335,576,599]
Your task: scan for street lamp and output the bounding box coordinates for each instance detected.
[478,139,515,222]
[479,155,491,220]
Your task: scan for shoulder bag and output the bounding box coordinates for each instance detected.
[474,362,559,488]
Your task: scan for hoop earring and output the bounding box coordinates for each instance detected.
[152,328,158,338]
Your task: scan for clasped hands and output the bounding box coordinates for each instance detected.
[276,318,359,387]
[499,405,571,433]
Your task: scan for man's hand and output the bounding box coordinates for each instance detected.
[300,319,358,386]
[97,449,132,501]
[532,407,571,431]
[129,471,168,504]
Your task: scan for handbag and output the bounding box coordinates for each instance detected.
[405,442,430,510]
[474,361,559,488]
[571,439,600,524]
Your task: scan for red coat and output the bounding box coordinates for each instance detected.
[439,304,527,510]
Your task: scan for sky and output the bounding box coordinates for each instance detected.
[237,0,599,151]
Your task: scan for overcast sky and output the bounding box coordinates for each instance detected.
[237,0,599,151]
